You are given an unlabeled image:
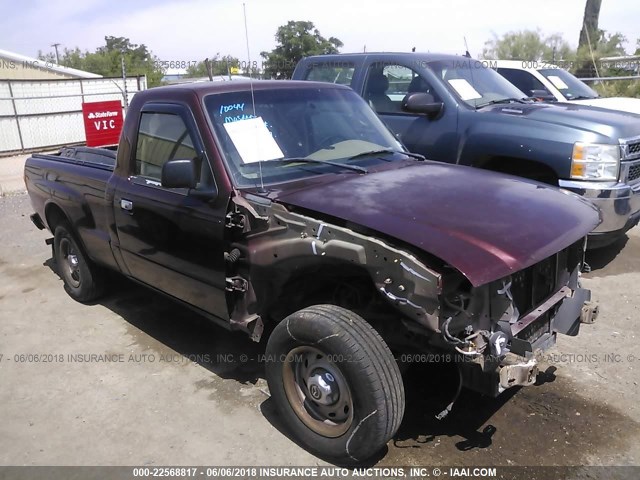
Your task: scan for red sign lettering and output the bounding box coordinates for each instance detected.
[82,101,123,147]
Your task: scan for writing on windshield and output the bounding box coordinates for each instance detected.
[205,87,403,187]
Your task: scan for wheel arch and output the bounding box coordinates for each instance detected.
[259,257,382,323]
[45,202,72,232]
[475,156,559,185]
[229,200,445,338]
[44,201,93,260]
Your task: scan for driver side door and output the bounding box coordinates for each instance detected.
[113,103,229,319]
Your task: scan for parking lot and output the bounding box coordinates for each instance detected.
[1,191,639,467]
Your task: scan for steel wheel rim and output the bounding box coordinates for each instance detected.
[60,237,81,288]
[282,345,354,437]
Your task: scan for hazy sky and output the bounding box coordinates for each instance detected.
[2,0,638,70]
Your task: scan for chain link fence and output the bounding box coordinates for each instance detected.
[578,76,640,98]
[0,76,147,155]
[577,55,640,98]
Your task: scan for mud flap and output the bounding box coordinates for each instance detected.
[552,287,591,336]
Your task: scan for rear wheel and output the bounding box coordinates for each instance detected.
[265,304,404,464]
[53,223,105,302]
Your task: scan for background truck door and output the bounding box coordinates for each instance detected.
[113,103,228,319]
[362,62,458,162]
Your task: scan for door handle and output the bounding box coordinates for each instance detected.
[120,199,133,211]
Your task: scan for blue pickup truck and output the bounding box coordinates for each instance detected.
[292,53,640,247]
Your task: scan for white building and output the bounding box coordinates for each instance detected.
[0,48,102,80]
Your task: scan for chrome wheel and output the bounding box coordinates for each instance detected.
[282,346,354,437]
[59,237,81,288]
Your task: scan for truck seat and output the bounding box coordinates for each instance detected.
[366,72,395,112]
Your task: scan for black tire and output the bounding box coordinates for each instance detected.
[265,304,404,464]
[53,223,105,302]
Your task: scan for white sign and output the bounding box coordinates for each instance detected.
[447,79,482,101]
[223,117,284,164]
[547,75,569,90]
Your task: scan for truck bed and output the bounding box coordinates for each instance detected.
[25,147,118,272]
[32,146,117,171]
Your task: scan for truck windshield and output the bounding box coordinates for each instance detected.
[428,59,529,108]
[205,87,405,188]
[537,68,599,100]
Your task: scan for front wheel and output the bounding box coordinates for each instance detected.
[265,305,404,464]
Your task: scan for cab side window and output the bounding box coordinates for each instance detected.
[135,112,197,180]
[364,64,438,113]
[306,64,355,86]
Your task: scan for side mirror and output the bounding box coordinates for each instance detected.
[161,159,198,189]
[402,92,444,117]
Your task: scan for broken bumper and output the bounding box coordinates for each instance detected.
[506,284,591,358]
[498,359,538,393]
[462,284,592,397]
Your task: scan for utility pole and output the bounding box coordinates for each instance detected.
[121,50,129,110]
[204,58,214,81]
[51,43,61,64]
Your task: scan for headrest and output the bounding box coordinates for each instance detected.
[408,76,429,93]
[367,71,389,94]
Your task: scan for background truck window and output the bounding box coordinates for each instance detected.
[364,64,438,113]
[305,64,355,86]
[497,68,551,97]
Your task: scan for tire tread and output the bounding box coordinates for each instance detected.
[267,304,404,461]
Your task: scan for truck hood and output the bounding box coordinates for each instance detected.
[482,101,640,140]
[270,162,600,287]
[570,97,640,116]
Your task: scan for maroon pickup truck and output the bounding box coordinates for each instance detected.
[25,80,599,463]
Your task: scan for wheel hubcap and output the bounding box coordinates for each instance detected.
[307,369,339,405]
[60,238,81,288]
[282,346,354,437]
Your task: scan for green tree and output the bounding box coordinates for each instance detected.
[482,29,573,62]
[38,36,164,87]
[581,33,639,98]
[260,21,343,79]
[574,30,627,78]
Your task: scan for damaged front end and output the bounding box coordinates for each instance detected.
[438,239,594,396]
[224,192,595,398]
[223,193,443,339]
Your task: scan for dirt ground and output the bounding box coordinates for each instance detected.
[1,192,639,470]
